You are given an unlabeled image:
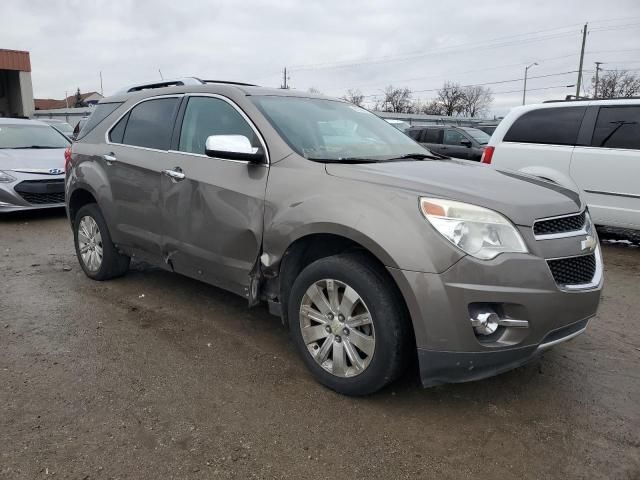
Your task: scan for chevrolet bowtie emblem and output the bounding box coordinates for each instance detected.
[581,235,597,252]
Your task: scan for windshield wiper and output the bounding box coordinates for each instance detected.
[386,152,449,161]
[308,157,381,164]
[10,145,62,149]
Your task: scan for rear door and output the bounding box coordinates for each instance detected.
[418,128,444,155]
[104,95,181,258]
[161,94,269,296]
[491,106,586,177]
[570,104,640,229]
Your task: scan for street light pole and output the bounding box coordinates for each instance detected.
[523,62,538,105]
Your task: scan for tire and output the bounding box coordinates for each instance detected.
[73,203,130,280]
[288,253,410,396]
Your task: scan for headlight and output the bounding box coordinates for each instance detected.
[0,171,16,183]
[420,197,528,260]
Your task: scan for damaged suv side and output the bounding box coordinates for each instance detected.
[66,79,602,396]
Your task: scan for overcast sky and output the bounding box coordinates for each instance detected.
[3,0,640,116]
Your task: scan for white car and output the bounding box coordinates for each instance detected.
[483,99,640,233]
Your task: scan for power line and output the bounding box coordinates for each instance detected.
[289,30,580,72]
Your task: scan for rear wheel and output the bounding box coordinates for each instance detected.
[288,253,409,396]
[73,203,130,280]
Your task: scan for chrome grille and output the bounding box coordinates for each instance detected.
[534,211,586,237]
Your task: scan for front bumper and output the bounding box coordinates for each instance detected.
[388,247,602,387]
[0,173,66,212]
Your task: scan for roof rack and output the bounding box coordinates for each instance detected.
[115,77,257,94]
[543,95,640,103]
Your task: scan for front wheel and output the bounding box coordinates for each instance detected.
[288,253,410,396]
[73,203,130,280]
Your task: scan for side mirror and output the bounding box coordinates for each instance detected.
[205,135,265,163]
[461,139,472,148]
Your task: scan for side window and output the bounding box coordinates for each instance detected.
[591,106,640,150]
[120,98,179,150]
[407,129,421,141]
[503,106,586,146]
[423,129,442,144]
[443,129,466,145]
[178,96,259,155]
[109,112,129,144]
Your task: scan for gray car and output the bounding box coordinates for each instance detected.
[0,118,70,212]
[66,80,603,395]
[407,125,490,161]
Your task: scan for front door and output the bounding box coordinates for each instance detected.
[441,129,471,159]
[161,95,269,296]
[103,96,181,258]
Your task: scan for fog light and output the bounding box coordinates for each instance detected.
[470,311,500,335]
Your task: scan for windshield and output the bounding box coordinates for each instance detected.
[462,128,491,144]
[0,125,70,149]
[252,96,428,161]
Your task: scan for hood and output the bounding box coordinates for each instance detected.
[325,159,582,226]
[0,148,66,174]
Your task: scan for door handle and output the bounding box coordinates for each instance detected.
[102,153,117,164]
[162,167,186,181]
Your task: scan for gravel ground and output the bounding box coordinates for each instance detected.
[1,209,639,479]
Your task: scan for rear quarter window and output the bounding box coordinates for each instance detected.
[76,102,122,140]
[503,106,586,146]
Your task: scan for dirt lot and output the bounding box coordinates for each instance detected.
[1,209,638,479]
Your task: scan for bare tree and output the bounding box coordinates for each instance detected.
[435,82,465,116]
[379,85,414,113]
[421,100,445,115]
[459,86,493,118]
[341,89,365,107]
[592,70,640,99]
[307,87,323,95]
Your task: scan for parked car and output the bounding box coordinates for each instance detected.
[66,80,602,395]
[406,125,490,160]
[0,118,70,212]
[40,119,75,139]
[484,99,640,233]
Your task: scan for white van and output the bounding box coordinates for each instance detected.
[483,99,640,233]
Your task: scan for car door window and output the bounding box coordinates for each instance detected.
[443,130,466,145]
[503,106,586,146]
[120,98,180,150]
[423,129,442,144]
[591,106,640,150]
[178,97,260,155]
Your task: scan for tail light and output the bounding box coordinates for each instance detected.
[480,146,494,164]
[64,147,72,172]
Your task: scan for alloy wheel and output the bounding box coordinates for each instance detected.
[78,215,103,272]
[299,279,375,378]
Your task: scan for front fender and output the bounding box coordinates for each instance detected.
[262,158,465,274]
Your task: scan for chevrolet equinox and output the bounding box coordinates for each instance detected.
[65,78,603,396]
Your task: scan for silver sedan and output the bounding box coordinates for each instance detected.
[0,118,70,212]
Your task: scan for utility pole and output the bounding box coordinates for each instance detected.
[594,62,604,99]
[65,91,69,109]
[576,23,588,99]
[281,67,289,89]
[522,62,538,105]
[99,71,103,96]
